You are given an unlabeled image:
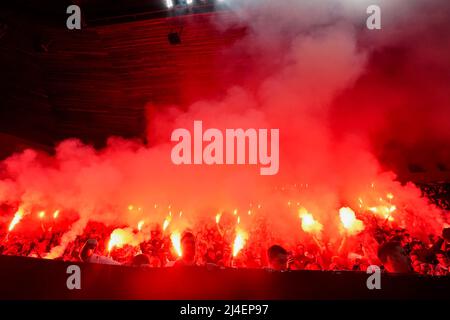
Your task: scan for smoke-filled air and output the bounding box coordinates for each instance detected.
[0,0,449,265]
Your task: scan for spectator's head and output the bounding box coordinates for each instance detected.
[420,263,432,275]
[442,227,450,242]
[132,253,150,267]
[295,244,305,256]
[411,241,424,251]
[79,239,97,262]
[359,260,370,272]
[436,250,448,266]
[206,248,216,262]
[377,241,411,273]
[410,251,419,263]
[331,256,341,264]
[267,245,288,271]
[412,260,422,273]
[305,262,321,270]
[150,228,161,239]
[181,232,196,263]
[390,235,402,242]
[149,255,162,267]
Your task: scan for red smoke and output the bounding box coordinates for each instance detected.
[0,0,448,260]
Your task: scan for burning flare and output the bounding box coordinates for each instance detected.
[137,220,145,231]
[170,231,182,257]
[215,212,222,225]
[366,194,396,221]
[339,207,364,235]
[299,207,323,234]
[107,228,135,252]
[163,216,171,231]
[232,228,248,257]
[8,208,24,232]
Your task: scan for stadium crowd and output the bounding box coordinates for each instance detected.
[1,184,449,275]
[1,217,449,275]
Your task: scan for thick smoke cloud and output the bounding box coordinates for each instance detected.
[0,0,448,258]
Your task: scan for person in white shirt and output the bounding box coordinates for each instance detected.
[79,239,120,266]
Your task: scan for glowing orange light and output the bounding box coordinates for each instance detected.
[232,229,247,257]
[170,231,182,257]
[163,216,171,231]
[340,207,356,228]
[53,210,60,219]
[137,220,145,231]
[128,205,134,211]
[215,213,222,224]
[108,228,133,252]
[358,197,364,208]
[339,207,364,234]
[368,205,396,221]
[108,230,123,251]
[38,211,45,219]
[299,208,323,234]
[8,208,24,232]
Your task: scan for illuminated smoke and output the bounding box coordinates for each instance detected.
[0,0,448,259]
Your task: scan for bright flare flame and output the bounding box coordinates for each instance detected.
[137,220,145,231]
[339,207,364,235]
[232,229,247,257]
[38,211,45,219]
[368,205,396,221]
[170,231,182,257]
[53,210,60,219]
[299,208,323,234]
[8,208,24,232]
[163,216,171,231]
[107,228,134,252]
[215,213,222,224]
